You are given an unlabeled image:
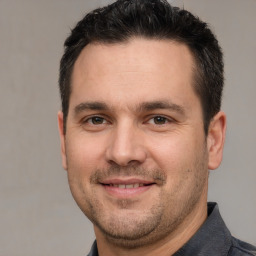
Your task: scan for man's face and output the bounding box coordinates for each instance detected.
[58,38,224,248]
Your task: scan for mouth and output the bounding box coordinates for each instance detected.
[104,183,154,188]
[99,179,156,198]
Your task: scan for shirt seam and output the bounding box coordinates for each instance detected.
[230,245,256,256]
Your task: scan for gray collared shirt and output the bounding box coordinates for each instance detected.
[86,202,256,256]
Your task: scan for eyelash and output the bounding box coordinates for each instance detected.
[83,115,173,126]
[147,116,171,125]
[83,116,108,125]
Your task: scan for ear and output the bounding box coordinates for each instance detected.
[207,111,226,170]
[57,111,68,170]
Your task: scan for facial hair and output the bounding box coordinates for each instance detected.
[68,152,209,249]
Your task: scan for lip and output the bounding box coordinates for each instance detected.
[101,178,155,185]
[99,177,156,198]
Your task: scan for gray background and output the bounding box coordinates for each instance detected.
[0,0,255,255]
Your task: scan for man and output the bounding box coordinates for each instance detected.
[57,0,256,255]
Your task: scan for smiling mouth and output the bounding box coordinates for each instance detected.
[100,180,156,197]
[103,183,154,189]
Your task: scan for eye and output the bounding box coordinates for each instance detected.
[86,116,107,125]
[148,116,169,125]
[81,115,110,132]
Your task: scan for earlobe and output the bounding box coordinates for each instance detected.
[57,111,68,170]
[207,111,226,170]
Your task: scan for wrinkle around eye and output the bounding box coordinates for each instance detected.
[142,115,179,133]
[80,115,111,131]
[146,115,175,125]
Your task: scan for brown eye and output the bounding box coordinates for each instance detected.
[90,116,106,125]
[153,116,168,125]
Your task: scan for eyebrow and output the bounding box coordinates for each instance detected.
[74,102,109,115]
[138,101,185,115]
[73,100,185,116]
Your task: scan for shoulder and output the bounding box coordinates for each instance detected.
[228,237,256,256]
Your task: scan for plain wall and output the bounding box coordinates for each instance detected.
[0,0,255,255]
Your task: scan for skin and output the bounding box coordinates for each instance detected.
[58,38,226,256]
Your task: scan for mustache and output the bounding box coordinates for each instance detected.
[90,166,167,185]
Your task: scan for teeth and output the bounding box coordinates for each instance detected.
[109,183,143,188]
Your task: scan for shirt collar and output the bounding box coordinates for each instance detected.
[173,202,232,256]
[87,240,98,256]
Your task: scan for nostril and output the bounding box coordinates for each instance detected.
[107,159,144,169]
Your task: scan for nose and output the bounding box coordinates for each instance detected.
[105,122,147,167]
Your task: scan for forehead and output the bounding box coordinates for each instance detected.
[70,38,198,111]
[73,38,194,78]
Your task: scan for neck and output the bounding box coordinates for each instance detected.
[95,198,208,256]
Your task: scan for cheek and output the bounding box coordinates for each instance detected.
[147,132,207,188]
[147,133,196,170]
[65,135,106,177]
[65,137,102,206]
